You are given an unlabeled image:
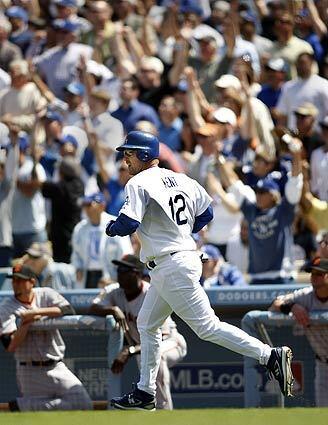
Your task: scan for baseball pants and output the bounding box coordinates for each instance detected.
[16,361,93,411]
[156,332,187,410]
[137,251,272,396]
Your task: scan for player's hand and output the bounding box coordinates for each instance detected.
[111,347,129,374]
[112,306,129,332]
[291,304,310,327]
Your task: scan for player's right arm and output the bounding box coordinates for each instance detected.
[90,289,129,331]
[90,304,127,327]
[0,306,32,352]
[106,179,147,237]
[3,321,33,353]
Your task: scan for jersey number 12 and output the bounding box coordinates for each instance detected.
[169,194,187,225]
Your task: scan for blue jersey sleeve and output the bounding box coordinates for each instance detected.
[192,205,213,233]
[106,213,140,237]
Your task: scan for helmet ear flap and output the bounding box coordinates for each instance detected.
[136,150,150,162]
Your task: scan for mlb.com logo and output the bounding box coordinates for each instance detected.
[170,363,244,394]
[170,362,304,395]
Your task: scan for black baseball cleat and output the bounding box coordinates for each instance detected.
[111,387,156,411]
[266,346,294,397]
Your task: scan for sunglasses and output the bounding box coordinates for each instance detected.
[117,266,138,273]
[278,19,293,25]
[123,150,136,157]
[254,188,270,195]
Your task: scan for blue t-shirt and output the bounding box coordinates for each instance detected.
[303,33,324,63]
[257,85,282,110]
[159,118,183,152]
[112,100,160,133]
[105,178,126,217]
[241,197,295,275]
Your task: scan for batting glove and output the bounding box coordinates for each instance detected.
[106,220,116,237]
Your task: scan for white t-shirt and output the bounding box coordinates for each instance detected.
[207,193,242,245]
[276,75,328,131]
[226,235,249,274]
[310,147,328,201]
[12,158,47,234]
[119,167,212,262]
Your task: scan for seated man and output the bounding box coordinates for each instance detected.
[0,264,92,411]
[200,244,246,288]
[269,258,328,407]
[90,255,187,410]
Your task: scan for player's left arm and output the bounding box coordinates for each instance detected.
[192,205,214,233]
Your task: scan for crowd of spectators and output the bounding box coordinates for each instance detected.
[0,0,327,290]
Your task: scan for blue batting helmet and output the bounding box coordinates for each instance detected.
[116,131,159,162]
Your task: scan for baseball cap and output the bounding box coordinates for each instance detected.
[45,109,64,123]
[55,0,78,7]
[212,107,237,126]
[201,244,222,261]
[195,123,219,137]
[319,116,328,129]
[266,58,288,73]
[213,1,230,13]
[112,254,145,273]
[52,19,81,33]
[180,0,203,16]
[26,242,52,258]
[7,264,37,280]
[57,134,78,148]
[90,87,111,102]
[297,8,310,19]
[214,74,241,90]
[5,6,29,23]
[64,82,85,96]
[240,11,257,24]
[304,257,328,273]
[86,60,113,80]
[254,177,280,194]
[294,102,318,117]
[192,25,223,47]
[82,192,106,205]
[140,56,164,75]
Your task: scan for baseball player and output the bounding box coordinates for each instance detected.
[90,254,187,410]
[105,131,294,410]
[269,257,328,406]
[0,264,92,411]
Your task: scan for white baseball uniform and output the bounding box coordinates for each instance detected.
[117,166,272,396]
[92,281,187,409]
[0,287,92,411]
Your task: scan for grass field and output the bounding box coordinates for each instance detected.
[1,408,328,425]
